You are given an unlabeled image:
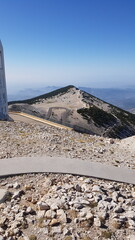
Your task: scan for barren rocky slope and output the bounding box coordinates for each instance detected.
[9,85,135,139]
[0,121,135,169]
[0,121,135,239]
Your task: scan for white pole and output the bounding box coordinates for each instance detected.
[0,40,8,120]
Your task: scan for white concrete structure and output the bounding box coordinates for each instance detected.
[0,40,8,120]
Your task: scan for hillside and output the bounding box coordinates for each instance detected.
[8,85,135,139]
[129,108,135,114]
[80,87,135,111]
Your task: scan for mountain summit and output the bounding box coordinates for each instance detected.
[9,85,135,138]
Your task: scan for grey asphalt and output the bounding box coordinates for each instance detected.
[0,156,135,184]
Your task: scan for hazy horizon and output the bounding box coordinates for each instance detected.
[1,0,135,91]
[7,83,135,96]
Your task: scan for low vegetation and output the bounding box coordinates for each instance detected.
[112,106,135,125]
[77,106,117,127]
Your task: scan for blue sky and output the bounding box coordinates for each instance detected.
[0,0,135,93]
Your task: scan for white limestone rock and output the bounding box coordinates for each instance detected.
[45,210,56,219]
[51,226,62,235]
[57,209,67,223]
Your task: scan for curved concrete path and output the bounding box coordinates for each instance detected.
[0,156,135,185]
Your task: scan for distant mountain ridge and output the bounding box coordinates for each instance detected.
[9,85,135,139]
[80,87,135,111]
[8,86,59,101]
[8,86,135,112]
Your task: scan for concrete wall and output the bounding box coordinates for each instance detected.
[0,41,8,120]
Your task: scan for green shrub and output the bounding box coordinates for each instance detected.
[77,106,116,127]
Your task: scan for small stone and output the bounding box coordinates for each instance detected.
[50,219,60,226]
[104,197,112,202]
[110,139,114,144]
[98,211,109,221]
[27,196,32,202]
[0,227,4,234]
[92,185,102,192]
[45,210,56,219]
[26,206,35,215]
[51,226,61,234]
[1,182,7,186]
[13,182,20,189]
[98,200,109,210]
[94,217,102,227]
[24,185,33,191]
[13,227,20,234]
[119,216,127,222]
[37,210,46,219]
[79,211,86,218]
[94,195,102,202]
[132,192,135,198]
[84,178,92,184]
[12,190,24,199]
[43,179,52,188]
[0,217,7,228]
[114,207,125,213]
[80,218,93,227]
[57,209,67,223]
[6,184,13,188]
[112,192,119,202]
[128,220,135,230]
[98,148,104,154]
[111,219,122,229]
[63,228,72,236]
[0,189,12,203]
[38,201,50,211]
[118,197,124,203]
[74,218,79,224]
[131,200,135,206]
[74,203,84,209]
[75,184,82,192]
[32,198,37,204]
[86,212,94,220]
[50,203,59,210]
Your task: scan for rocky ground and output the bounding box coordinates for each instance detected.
[0,121,135,239]
[0,121,135,169]
[1,173,135,240]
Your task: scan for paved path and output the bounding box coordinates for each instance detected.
[0,156,135,184]
[9,112,72,130]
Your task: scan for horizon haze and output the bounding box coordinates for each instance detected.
[0,0,135,90]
